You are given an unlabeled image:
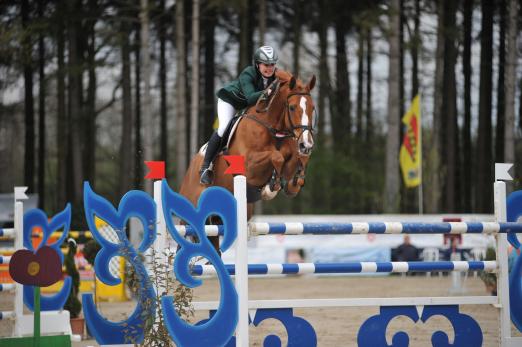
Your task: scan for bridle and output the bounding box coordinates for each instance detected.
[245,83,316,146]
[285,91,316,144]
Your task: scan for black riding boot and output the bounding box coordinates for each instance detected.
[200,132,222,185]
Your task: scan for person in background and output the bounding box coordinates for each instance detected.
[396,235,420,262]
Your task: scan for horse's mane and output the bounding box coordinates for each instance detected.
[275,69,305,90]
[275,69,293,82]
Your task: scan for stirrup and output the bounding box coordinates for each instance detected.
[200,168,214,185]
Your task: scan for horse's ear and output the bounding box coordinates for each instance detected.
[308,75,316,91]
[289,77,297,90]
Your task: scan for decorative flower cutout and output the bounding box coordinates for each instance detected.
[9,246,62,287]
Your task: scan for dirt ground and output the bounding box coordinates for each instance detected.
[1,275,520,346]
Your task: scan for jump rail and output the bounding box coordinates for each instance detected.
[176,221,522,236]
[192,261,498,276]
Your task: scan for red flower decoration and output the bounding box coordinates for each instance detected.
[9,246,62,287]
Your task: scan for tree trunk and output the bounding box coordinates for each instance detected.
[120,13,133,196]
[462,0,473,212]
[518,78,522,136]
[365,27,372,143]
[134,21,143,189]
[476,0,494,213]
[496,0,506,162]
[426,0,445,213]
[37,0,46,209]
[317,0,331,148]
[56,0,67,210]
[384,0,401,213]
[258,0,266,45]
[84,0,97,187]
[67,0,84,207]
[203,2,216,142]
[399,0,405,119]
[22,0,35,193]
[140,0,153,193]
[356,27,364,139]
[190,0,200,156]
[504,0,518,167]
[334,16,351,146]
[292,0,301,76]
[238,0,250,72]
[159,0,168,162]
[175,0,188,184]
[441,0,458,212]
[411,0,419,99]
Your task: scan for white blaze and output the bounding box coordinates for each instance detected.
[299,96,313,149]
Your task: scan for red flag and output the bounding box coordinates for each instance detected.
[224,155,246,175]
[144,161,166,179]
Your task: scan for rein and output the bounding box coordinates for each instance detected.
[246,83,315,146]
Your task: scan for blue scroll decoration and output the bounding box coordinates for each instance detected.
[252,308,317,347]
[507,190,522,332]
[199,308,317,347]
[357,305,482,347]
[82,182,157,345]
[161,179,238,347]
[23,205,72,311]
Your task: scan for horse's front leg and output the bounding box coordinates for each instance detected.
[246,150,284,186]
[246,150,285,201]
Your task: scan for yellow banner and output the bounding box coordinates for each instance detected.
[399,95,422,188]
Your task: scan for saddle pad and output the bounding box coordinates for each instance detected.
[198,115,243,155]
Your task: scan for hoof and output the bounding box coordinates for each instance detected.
[261,185,279,200]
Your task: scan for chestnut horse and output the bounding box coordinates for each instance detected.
[179,70,316,251]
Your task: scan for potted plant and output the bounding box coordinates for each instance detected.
[63,238,84,337]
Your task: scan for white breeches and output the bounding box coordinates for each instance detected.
[216,98,237,136]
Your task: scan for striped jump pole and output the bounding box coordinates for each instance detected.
[0,228,15,238]
[175,221,522,237]
[0,284,15,292]
[192,261,498,276]
[0,256,11,265]
[248,221,522,235]
[0,311,15,320]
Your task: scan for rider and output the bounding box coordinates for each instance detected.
[199,45,279,185]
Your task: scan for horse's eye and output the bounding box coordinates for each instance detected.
[289,105,296,111]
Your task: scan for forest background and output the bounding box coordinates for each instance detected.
[1,0,521,227]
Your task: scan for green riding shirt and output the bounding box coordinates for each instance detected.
[216,66,276,109]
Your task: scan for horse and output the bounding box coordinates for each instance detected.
[179,70,316,252]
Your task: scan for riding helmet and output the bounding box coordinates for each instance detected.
[253,46,278,67]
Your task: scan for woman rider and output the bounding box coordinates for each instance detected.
[199,45,279,185]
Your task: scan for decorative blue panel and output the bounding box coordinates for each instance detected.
[198,308,317,347]
[82,182,157,345]
[23,205,72,311]
[161,180,238,347]
[358,305,482,347]
[507,190,522,332]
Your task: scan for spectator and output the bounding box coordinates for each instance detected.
[396,235,420,262]
[441,236,460,261]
